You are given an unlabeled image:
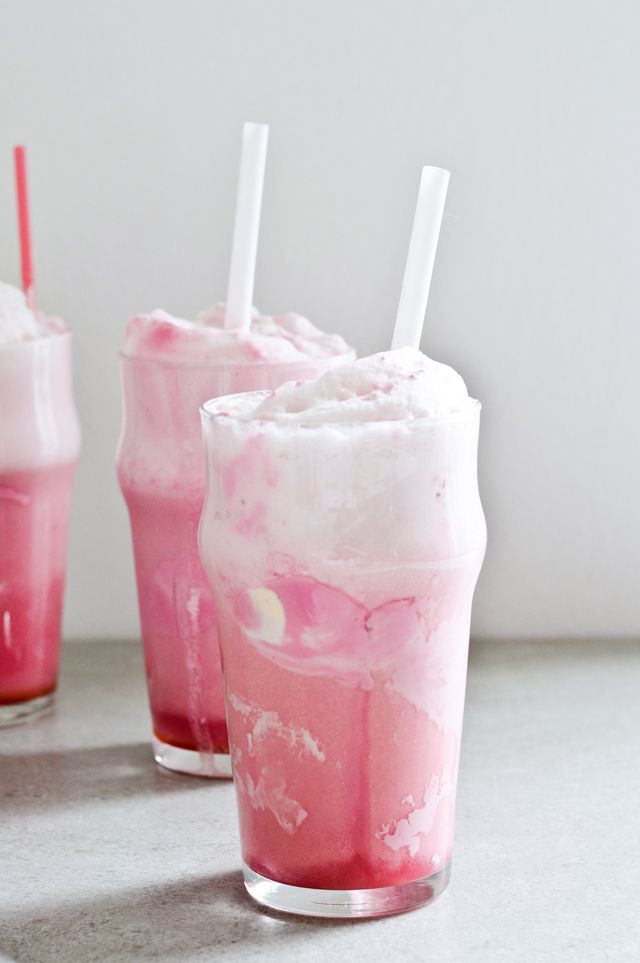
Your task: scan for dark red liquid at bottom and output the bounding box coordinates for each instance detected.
[152,708,229,754]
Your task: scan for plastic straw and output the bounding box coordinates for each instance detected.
[13,145,36,310]
[391,166,450,350]
[224,122,269,330]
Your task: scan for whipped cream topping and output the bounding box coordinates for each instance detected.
[200,345,484,613]
[251,347,473,422]
[122,303,352,365]
[0,282,66,343]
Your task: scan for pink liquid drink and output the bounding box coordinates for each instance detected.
[0,283,80,725]
[199,348,486,916]
[116,306,353,777]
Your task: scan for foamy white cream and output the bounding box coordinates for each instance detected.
[0,282,66,343]
[235,347,472,422]
[0,284,79,472]
[122,303,352,365]
[200,348,483,610]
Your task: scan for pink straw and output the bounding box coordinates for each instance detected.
[13,145,36,310]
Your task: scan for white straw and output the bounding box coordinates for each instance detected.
[391,166,450,350]
[224,122,270,330]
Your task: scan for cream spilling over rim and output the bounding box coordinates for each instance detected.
[206,347,476,422]
[122,303,353,365]
[0,282,67,343]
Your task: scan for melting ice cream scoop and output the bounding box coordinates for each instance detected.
[0,282,65,343]
[122,304,352,366]
[252,346,473,422]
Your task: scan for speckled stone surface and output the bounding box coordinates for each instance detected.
[1,639,639,962]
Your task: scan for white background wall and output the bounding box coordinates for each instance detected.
[1,0,638,640]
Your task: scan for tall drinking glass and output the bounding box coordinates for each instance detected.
[199,389,485,915]
[0,332,80,725]
[116,353,353,778]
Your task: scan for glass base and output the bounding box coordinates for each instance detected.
[0,692,55,728]
[242,861,451,919]
[152,737,232,779]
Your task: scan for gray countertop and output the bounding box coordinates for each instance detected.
[1,639,639,962]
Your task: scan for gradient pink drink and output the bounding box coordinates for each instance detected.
[0,284,80,725]
[199,348,486,916]
[116,307,353,777]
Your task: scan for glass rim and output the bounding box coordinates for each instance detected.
[118,347,356,371]
[0,329,73,352]
[200,392,482,429]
